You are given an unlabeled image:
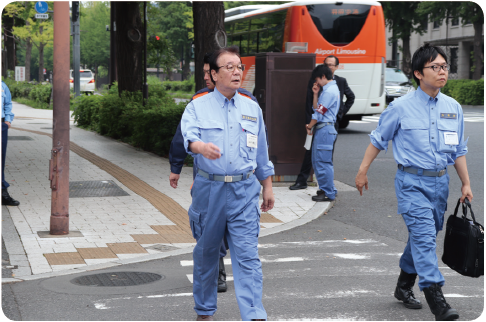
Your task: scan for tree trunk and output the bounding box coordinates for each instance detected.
[472,20,483,80]
[114,1,143,95]
[25,39,32,82]
[38,26,45,82]
[193,1,225,91]
[183,47,191,81]
[401,35,412,79]
[4,15,16,76]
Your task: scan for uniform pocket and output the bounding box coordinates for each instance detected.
[401,118,430,152]
[239,121,258,160]
[316,144,333,163]
[198,119,224,154]
[437,118,458,153]
[188,207,202,240]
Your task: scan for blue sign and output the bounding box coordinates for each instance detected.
[35,1,48,14]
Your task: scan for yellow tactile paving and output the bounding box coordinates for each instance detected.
[45,252,86,265]
[151,225,196,243]
[77,247,118,259]
[106,242,148,254]
[130,234,169,244]
[260,212,283,223]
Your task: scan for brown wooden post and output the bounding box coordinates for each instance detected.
[50,2,70,235]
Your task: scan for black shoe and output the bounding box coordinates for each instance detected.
[317,189,324,195]
[289,182,307,190]
[394,269,422,309]
[423,284,459,321]
[2,189,20,206]
[311,194,334,202]
[218,257,227,293]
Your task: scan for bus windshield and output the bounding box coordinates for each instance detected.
[306,4,371,46]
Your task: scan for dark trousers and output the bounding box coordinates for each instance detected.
[2,122,9,190]
[295,131,338,185]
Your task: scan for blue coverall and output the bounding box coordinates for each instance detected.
[181,87,274,320]
[2,81,14,190]
[311,80,340,200]
[370,86,468,290]
[169,87,258,258]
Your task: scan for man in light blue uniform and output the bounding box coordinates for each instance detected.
[2,81,20,206]
[181,46,275,321]
[355,44,473,321]
[305,65,340,202]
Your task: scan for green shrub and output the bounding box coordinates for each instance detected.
[162,75,195,93]
[442,79,484,105]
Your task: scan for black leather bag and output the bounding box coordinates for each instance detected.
[442,198,484,277]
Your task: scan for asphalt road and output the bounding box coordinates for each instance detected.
[2,108,483,321]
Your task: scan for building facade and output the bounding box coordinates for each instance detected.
[386,18,483,79]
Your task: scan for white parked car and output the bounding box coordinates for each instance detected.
[69,69,95,94]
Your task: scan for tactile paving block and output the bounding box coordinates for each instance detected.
[77,247,118,259]
[106,242,148,254]
[260,212,283,223]
[45,252,86,265]
[151,225,196,243]
[131,234,168,244]
[7,136,34,140]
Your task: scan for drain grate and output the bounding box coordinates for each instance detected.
[71,272,164,287]
[8,136,33,141]
[69,180,129,198]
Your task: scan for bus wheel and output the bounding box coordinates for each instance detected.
[338,119,350,129]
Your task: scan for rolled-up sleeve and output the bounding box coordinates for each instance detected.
[369,104,400,153]
[181,101,202,156]
[254,108,274,180]
[451,105,468,160]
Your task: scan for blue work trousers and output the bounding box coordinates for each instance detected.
[395,168,448,291]
[2,122,10,190]
[188,173,266,321]
[311,125,337,199]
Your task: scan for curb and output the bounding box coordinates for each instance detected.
[2,200,333,283]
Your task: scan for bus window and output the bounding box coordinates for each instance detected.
[239,33,249,56]
[306,4,371,46]
[258,30,268,53]
[249,32,258,55]
[266,10,286,52]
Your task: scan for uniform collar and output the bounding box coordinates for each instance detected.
[416,86,440,104]
[322,79,336,91]
[213,86,238,108]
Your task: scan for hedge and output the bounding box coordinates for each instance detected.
[441,79,484,105]
[72,83,187,157]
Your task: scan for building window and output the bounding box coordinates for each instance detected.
[422,17,428,31]
[465,19,472,25]
[433,20,440,29]
[451,18,459,26]
[450,48,458,73]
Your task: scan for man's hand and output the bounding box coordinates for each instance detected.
[306,124,312,136]
[261,187,275,213]
[355,170,369,196]
[5,121,11,129]
[460,184,473,203]
[312,83,320,95]
[201,142,221,160]
[169,172,180,189]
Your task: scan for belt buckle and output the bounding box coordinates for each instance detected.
[224,176,233,183]
[439,169,446,177]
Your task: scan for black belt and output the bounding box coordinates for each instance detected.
[1,118,4,123]
[198,169,253,182]
[398,164,446,177]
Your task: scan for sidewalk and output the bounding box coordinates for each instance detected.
[2,102,333,283]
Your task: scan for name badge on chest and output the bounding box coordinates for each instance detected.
[247,133,258,148]
[444,132,459,145]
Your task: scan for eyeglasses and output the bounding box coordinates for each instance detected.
[218,63,245,72]
[423,64,450,72]
[324,63,336,67]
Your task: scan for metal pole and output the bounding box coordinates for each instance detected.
[50,1,70,235]
[73,2,80,97]
[109,2,117,88]
[143,1,148,105]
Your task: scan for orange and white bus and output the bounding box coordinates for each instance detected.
[225,1,386,128]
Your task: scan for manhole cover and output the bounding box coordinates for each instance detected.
[8,136,33,141]
[71,272,164,287]
[69,180,129,198]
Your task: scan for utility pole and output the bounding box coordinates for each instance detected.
[109,2,117,87]
[142,1,148,106]
[50,1,70,235]
[72,1,80,97]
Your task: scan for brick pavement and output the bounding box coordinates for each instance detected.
[2,102,330,281]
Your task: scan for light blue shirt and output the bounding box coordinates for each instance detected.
[312,80,340,124]
[181,87,274,180]
[1,81,14,122]
[370,86,468,170]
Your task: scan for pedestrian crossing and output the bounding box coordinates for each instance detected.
[353,112,484,124]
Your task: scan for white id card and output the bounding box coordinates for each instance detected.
[247,133,258,148]
[444,132,459,145]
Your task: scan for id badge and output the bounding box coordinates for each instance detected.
[247,133,258,148]
[444,132,459,145]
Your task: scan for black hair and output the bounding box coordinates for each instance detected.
[203,51,214,65]
[311,64,333,81]
[324,55,339,66]
[209,46,241,83]
[412,43,448,85]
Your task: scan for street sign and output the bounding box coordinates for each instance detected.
[35,14,49,19]
[35,1,48,14]
[15,66,25,82]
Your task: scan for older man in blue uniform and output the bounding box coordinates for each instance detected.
[2,81,20,206]
[355,44,473,321]
[305,65,340,202]
[181,46,274,321]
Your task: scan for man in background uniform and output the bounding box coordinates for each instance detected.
[169,52,258,293]
[290,55,354,191]
[181,46,274,321]
[355,43,472,321]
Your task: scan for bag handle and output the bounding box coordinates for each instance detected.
[461,198,484,232]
